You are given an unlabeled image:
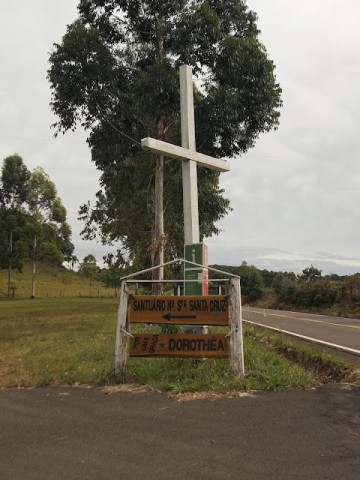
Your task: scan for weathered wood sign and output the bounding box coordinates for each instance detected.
[129,334,228,358]
[115,278,244,377]
[129,295,228,325]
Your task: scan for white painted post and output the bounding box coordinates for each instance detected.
[229,277,245,377]
[115,280,129,375]
[141,65,229,243]
[180,65,205,334]
[140,65,230,334]
[179,65,200,245]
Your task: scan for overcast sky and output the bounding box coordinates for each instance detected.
[1,1,359,274]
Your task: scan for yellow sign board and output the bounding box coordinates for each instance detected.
[129,334,228,358]
[129,295,228,325]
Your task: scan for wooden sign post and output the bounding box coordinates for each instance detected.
[129,334,228,358]
[114,266,244,377]
[129,295,228,325]
[114,280,129,375]
[128,293,229,359]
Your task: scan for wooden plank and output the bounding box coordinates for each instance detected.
[129,295,228,325]
[229,278,245,377]
[129,334,228,358]
[114,281,129,375]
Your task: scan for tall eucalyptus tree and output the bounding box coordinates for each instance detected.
[48,1,282,286]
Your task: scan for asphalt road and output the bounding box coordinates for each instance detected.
[243,307,360,354]
[0,385,359,480]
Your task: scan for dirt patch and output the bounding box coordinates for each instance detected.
[101,384,155,395]
[346,368,360,384]
[275,344,355,383]
[250,332,359,385]
[168,390,256,402]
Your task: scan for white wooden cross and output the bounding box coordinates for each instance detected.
[141,65,230,245]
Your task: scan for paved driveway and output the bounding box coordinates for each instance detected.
[0,384,359,479]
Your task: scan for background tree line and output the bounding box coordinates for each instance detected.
[77,252,129,297]
[76,257,360,316]
[211,263,360,317]
[0,154,74,298]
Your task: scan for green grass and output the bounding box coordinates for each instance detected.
[127,339,313,393]
[0,298,318,392]
[244,324,355,382]
[0,298,117,387]
[0,262,115,299]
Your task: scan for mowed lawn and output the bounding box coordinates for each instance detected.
[0,298,315,392]
[0,298,118,387]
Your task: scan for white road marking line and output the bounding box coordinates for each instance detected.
[243,320,360,356]
[244,309,360,330]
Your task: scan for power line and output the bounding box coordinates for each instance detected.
[0,134,86,145]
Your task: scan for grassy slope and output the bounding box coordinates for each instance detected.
[0,262,115,298]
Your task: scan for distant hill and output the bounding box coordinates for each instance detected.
[208,246,360,276]
[0,262,115,299]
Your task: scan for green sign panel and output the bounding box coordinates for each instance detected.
[184,243,208,296]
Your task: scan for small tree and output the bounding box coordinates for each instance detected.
[0,208,27,297]
[79,254,100,296]
[238,262,265,302]
[299,265,322,283]
[100,252,128,297]
[67,254,79,271]
[0,155,30,297]
[25,167,74,298]
[1,157,74,298]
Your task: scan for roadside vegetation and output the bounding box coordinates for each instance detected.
[245,324,358,384]
[211,263,360,319]
[1,298,356,393]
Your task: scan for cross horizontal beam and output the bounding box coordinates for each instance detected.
[141,137,230,173]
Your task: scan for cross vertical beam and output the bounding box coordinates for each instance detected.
[180,65,200,245]
[141,65,230,246]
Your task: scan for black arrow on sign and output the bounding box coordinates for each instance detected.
[162,313,197,321]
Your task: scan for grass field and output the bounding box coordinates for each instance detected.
[0,262,115,299]
[0,297,322,392]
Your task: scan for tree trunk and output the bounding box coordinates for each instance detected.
[152,8,165,295]
[7,230,13,298]
[7,265,11,299]
[31,234,37,299]
[152,153,165,295]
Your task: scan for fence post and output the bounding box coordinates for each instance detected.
[115,280,129,375]
[229,277,245,377]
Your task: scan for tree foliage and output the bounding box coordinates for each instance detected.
[210,261,265,302]
[298,265,322,283]
[99,251,128,296]
[0,154,30,208]
[48,0,282,266]
[0,156,74,298]
[79,254,101,296]
[0,208,27,297]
